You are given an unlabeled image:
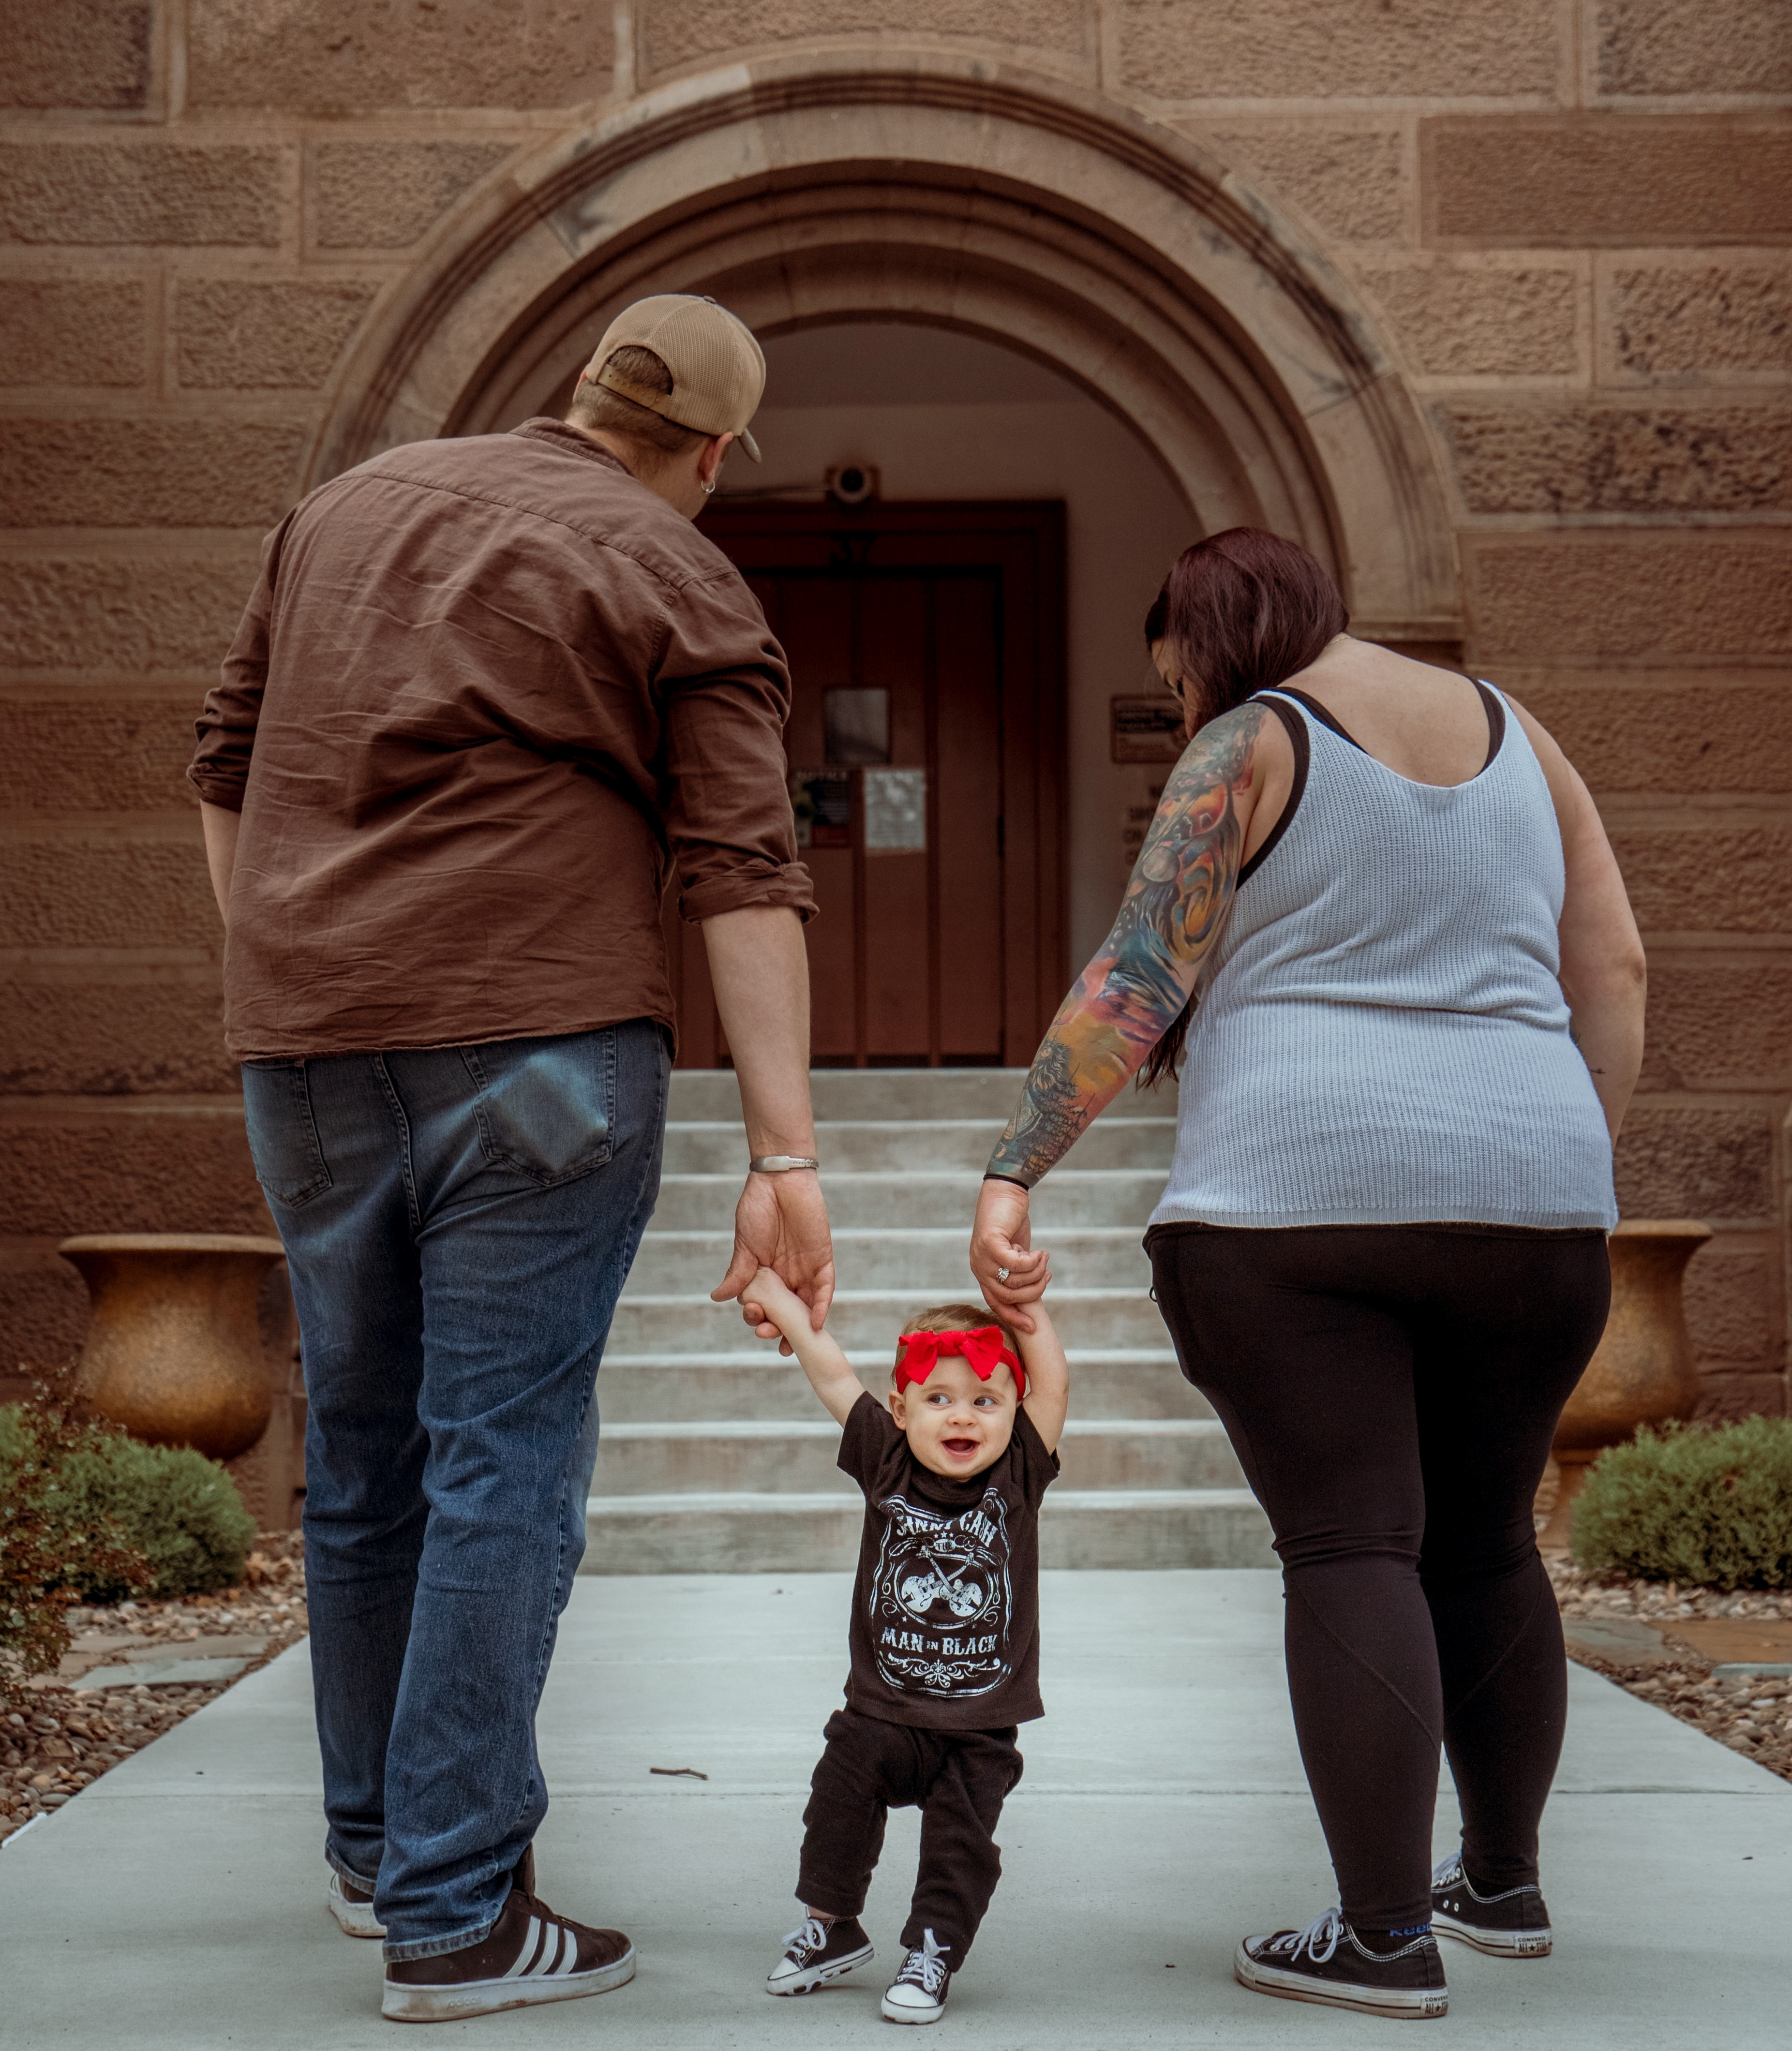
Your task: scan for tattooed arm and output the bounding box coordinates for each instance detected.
[971,701,1280,1323]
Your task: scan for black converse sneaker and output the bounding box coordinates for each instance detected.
[764,1913,875,1995]
[1235,1907,1448,2019]
[381,1851,635,2022]
[1431,1852,1553,1957]
[881,1929,952,2024]
[328,1866,385,1939]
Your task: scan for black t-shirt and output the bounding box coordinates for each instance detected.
[837,1391,1060,1730]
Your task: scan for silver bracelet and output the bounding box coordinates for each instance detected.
[749,1154,821,1174]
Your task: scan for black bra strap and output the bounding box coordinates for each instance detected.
[1240,692,1310,885]
[1469,678,1506,771]
[1275,678,1507,776]
[1270,684,1362,752]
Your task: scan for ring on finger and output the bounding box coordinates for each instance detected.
[996,1265,1010,1283]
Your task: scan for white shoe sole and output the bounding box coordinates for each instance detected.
[382,1945,636,2021]
[881,1992,946,2024]
[1434,1912,1552,1958]
[1235,1945,1447,2020]
[329,1877,385,1940]
[767,1940,875,1994]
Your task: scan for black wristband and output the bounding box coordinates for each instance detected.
[982,1172,1032,1191]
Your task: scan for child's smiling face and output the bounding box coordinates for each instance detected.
[889,1356,1019,1479]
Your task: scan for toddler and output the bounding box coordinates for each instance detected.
[745,1267,1067,2024]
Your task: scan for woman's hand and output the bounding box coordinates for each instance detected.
[971,1178,1051,1332]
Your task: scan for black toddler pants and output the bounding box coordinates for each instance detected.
[1149,1224,1610,1933]
[797,1707,1023,1962]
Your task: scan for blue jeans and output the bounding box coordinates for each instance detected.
[241,1021,669,1958]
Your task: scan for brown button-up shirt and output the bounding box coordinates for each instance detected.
[189,419,814,1059]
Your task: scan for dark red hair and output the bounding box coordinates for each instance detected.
[1144,527,1348,731]
[1135,529,1347,1087]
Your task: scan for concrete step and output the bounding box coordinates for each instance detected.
[666,1068,1179,1124]
[581,1487,1273,1572]
[590,1418,1245,1496]
[608,1287,1165,1357]
[595,1350,1210,1423]
[650,1170,1167,1232]
[624,1227,1152,1294]
[661,1117,1172,1175]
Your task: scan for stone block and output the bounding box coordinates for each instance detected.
[1637,959,1792,1091]
[1613,1105,1774,1221]
[175,280,379,390]
[0,1111,268,1237]
[0,0,152,110]
[1596,0,1792,99]
[1441,401,1792,516]
[0,1250,87,1376]
[1119,0,1558,99]
[1606,259,1792,380]
[1211,124,1405,244]
[641,0,1089,73]
[1694,1372,1788,1422]
[0,554,254,674]
[1465,534,1792,664]
[0,690,200,814]
[0,836,216,950]
[1610,820,1791,935]
[1424,116,1792,246]
[1507,679,1792,795]
[188,0,612,112]
[0,979,232,1095]
[0,144,284,248]
[1683,1242,1775,1369]
[0,280,146,388]
[1351,261,1578,376]
[311,140,514,250]
[0,419,306,528]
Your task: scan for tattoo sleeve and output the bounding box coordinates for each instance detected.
[986,702,1268,1187]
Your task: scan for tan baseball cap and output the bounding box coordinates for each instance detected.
[583,294,764,461]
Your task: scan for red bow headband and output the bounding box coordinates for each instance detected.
[894,1327,1027,1401]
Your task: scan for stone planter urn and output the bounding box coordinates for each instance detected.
[59,1234,287,1463]
[1538,1219,1711,1554]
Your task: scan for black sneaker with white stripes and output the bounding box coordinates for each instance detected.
[1430,1852,1553,1957]
[881,1929,953,2024]
[381,1851,635,2022]
[1235,1907,1448,2020]
[764,1913,875,1995]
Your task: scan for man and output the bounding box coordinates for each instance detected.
[189,295,833,2022]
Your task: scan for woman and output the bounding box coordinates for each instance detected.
[970,528,1644,2021]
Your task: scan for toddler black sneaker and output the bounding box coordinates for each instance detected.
[1235,1907,1448,2019]
[765,1913,875,1995]
[1430,1852,1553,1957]
[881,1929,952,2024]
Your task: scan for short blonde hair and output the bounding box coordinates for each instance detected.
[892,1302,1021,1382]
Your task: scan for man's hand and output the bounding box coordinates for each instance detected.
[970,1178,1050,1333]
[711,1168,835,1351]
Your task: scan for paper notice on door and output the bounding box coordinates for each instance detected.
[792,770,852,849]
[1111,695,1186,764]
[863,767,927,852]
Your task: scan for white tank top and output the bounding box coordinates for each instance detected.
[1149,684,1618,1232]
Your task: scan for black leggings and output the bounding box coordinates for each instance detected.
[1148,1224,1610,1932]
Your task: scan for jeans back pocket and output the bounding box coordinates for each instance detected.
[460,1031,617,1187]
[241,1061,333,1208]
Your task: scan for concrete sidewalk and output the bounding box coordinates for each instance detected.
[3,1572,1787,2048]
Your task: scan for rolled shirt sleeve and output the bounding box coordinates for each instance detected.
[187,521,284,814]
[657,567,818,925]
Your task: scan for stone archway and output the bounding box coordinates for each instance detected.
[308,51,1461,648]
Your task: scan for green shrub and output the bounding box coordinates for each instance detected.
[0,1400,255,1604]
[1572,1417,1792,1590]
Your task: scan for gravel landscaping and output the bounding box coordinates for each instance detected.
[0,1532,306,1846]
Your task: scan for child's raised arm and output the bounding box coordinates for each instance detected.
[744,1266,872,1426]
[1015,1302,1070,1454]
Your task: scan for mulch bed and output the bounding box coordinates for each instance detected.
[1548,1558,1792,1783]
[0,1531,307,1846]
[6,1544,1788,1846]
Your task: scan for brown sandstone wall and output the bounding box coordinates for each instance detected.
[1,1,1786,1419]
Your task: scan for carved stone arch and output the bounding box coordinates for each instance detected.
[310,53,1461,645]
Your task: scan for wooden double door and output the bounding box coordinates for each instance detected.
[663,502,1066,1068]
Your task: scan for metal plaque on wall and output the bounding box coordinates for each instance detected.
[1110,696,1186,764]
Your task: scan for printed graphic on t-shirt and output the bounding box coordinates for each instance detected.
[868,1485,1013,1697]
